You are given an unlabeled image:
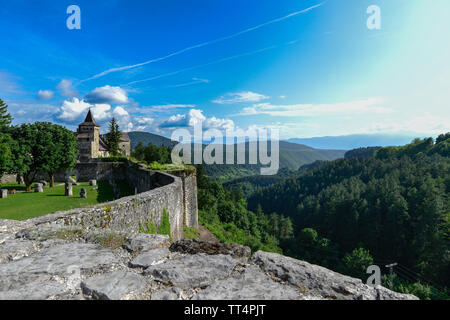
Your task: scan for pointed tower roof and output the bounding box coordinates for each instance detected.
[80,109,99,127]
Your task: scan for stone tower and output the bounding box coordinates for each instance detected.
[76,109,102,162]
[76,109,130,161]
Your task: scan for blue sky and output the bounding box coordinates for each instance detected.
[0,0,449,139]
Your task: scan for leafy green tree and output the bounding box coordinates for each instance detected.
[0,133,11,179]
[45,123,78,187]
[340,247,374,280]
[106,117,121,156]
[7,122,78,191]
[131,141,171,164]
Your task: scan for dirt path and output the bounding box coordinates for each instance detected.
[198,224,219,243]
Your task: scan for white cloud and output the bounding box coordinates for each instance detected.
[158,109,234,131]
[92,104,112,122]
[37,90,54,100]
[213,91,270,104]
[133,117,155,131]
[85,85,128,104]
[112,106,134,132]
[204,117,235,131]
[58,98,91,122]
[160,109,206,128]
[58,98,111,123]
[57,79,78,98]
[234,98,393,117]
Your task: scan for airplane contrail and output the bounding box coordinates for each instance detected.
[124,45,279,86]
[81,3,324,82]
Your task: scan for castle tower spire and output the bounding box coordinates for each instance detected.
[83,108,98,126]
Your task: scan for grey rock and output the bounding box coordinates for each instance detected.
[0,219,34,237]
[123,233,170,254]
[0,239,39,264]
[15,225,84,242]
[82,270,149,300]
[0,243,119,293]
[129,248,169,268]
[151,287,181,300]
[170,239,251,258]
[0,280,68,300]
[252,251,418,300]
[144,253,239,290]
[194,265,305,300]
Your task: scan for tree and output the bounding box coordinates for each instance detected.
[44,124,78,187]
[279,216,294,239]
[340,247,374,280]
[0,134,11,179]
[0,99,12,179]
[0,99,12,130]
[8,122,78,191]
[106,117,121,156]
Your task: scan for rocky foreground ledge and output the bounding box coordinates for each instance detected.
[0,219,418,300]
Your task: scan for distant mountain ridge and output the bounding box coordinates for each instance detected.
[128,131,176,149]
[287,134,420,150]
[127,131,346,181]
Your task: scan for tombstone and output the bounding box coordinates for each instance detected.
[0,189,8,198]
[16,175,24,185]
[39,180,47,186]
[34,183,44,193]
[89,179,97,186]
[65,182,73,196]
[80,188,87,199]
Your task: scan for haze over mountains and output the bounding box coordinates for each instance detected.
[286,134,421,150]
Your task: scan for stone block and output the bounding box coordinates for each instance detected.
[34,183,43,193]
[89,179,97,186]
[65,182,73,196]
[0,189,8,198]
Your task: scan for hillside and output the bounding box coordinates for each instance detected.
[223,162,325,198]
[128,132,346,182]
[127,131,176,150]
[247,134,450,299]
[202,141,345,182]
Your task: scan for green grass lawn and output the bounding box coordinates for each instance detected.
[0,180,133,221]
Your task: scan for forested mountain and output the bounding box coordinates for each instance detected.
[247,134,450,299]
[223,162,326,198]
[127,131,176,149]
[128,132,346,182]
[201,141,345,182]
